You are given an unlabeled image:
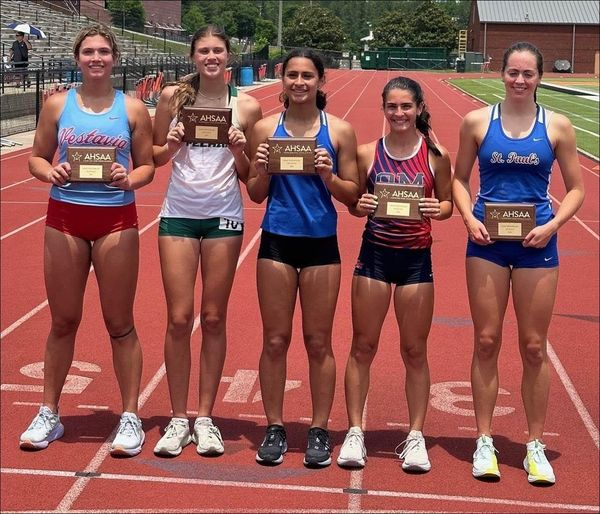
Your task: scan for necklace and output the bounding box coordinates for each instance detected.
[197,89,227,101]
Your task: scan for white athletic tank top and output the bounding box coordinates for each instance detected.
[160,85,243,223]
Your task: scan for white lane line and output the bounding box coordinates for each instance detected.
[1,215,45,241]
[3,467,598,512]
[239,413,267,420]
[0,509,465,514]
[547,340,599,449]
[549,192,599,239]
[347,69,391,514]
[0,176,35,191]
[0,217,160,340]
[55,228,264,511]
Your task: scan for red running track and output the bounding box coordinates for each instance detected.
[1,69,598,513]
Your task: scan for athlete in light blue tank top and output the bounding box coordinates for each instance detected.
[474,103,555,225]
[261,110,338,237]
[51,88,133,206]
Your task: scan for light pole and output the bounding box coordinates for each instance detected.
[277,0,282,50]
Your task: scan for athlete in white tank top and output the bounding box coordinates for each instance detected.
[160,87,243,223]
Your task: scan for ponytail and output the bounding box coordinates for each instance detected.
[168,73,200,118]
[416,106,441,157]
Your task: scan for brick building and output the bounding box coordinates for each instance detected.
[468,0,599,74]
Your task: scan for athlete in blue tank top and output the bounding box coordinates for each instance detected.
[474,103,555,225]
[246,49,359,468]
[24,24,154,458]
[261,110,338,237]
[453,42,585,485]
[51,87,133,206]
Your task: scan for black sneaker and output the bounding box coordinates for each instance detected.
[256,424,287,465]
[303,427,332,467]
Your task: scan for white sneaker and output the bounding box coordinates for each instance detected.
[395,430,431,472]
[192,417,224,455]
[337,426,367,468]
[472,434,500,478]
[110,412,145,457]
[153,418,192,456]
[524,439,555,484]
[20,406,64,450]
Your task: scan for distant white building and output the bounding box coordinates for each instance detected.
[361,30,374,51]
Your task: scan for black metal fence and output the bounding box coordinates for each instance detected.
[1,51,347,136]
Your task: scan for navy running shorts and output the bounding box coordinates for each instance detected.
[353,238,433,286]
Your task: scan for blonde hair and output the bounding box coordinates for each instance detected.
[73,23,120,61]
[169,25,231,117]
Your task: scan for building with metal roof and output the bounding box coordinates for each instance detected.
[468,0,599,73]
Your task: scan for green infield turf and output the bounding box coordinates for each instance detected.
[447,78,599,159]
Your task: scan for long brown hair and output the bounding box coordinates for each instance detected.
[169,25,231,117]
[382,76,441,156]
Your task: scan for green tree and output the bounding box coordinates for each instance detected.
[255,18,278,47]
[212,11,237,37]
[410,0,458,51]
[106,0,145,32]
[283,6,348,51]
[372,11,410,48]
[182,5,206,35]
[235,4,259,40]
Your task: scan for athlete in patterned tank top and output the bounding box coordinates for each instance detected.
[338,76,452,471]
[453,41,584,484]
[364,136,436,249]
[152,25,262,458]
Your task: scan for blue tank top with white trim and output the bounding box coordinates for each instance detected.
[474,103,555,225]
[261,110,338,237]
[50,88,133,207]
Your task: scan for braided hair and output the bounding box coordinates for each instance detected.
[382,76,441,156]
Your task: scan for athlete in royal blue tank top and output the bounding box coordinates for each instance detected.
[247,49,359,468]
[25,24,154,458]
[453,42,584,485]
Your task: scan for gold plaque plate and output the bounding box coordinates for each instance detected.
[373,183,424,220]
[267,137,317,174]
[484,203,536,241]
[67,146,116,182]
[181,106,232,145]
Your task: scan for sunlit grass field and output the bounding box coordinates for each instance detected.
[447,78,599,159]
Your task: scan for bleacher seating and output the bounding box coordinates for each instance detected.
[0,0,173,68]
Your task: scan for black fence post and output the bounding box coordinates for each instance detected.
[122,65,127,93]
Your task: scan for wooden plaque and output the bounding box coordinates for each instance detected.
[373,183,424,220]
[267,137,317,174]
[484,203,536,241]
[181,106,232,145]
[67,146,116,182]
